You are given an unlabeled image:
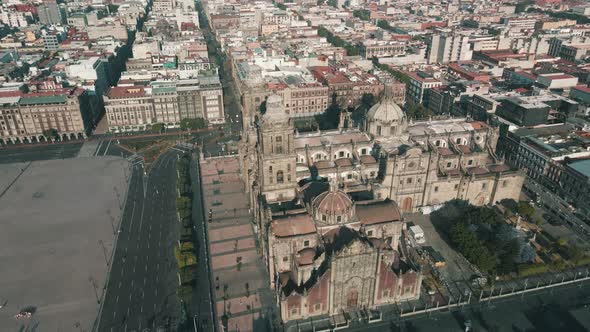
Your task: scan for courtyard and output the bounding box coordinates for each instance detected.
[0,156,128,332]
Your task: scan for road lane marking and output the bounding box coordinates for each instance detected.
[104,139,112,156]
[116,295,119,303]
[131,280,134,287]
[113,311,116,318]
[118,281,122,289]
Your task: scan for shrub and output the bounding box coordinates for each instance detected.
[518,263,550,277]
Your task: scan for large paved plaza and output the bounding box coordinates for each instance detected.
[0,156,128,332]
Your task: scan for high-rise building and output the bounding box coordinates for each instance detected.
[427,32,473,64]
[42,34,60,51]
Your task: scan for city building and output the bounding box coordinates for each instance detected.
[405,71,442,105]
[37,2,62,25]
[0,88,91,144]
[427,32,473,65]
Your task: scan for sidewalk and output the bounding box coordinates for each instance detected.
[199,155,276,332]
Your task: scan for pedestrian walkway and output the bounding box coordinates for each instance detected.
[77,140,100,157]
[199,155,275,332]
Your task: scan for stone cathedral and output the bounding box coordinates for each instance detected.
[239,89,524,322]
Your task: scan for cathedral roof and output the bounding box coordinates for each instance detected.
[271,213,317,237]
[296,247,316,266]
[356,200,402,225]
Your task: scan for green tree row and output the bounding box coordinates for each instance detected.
[317,26,360,56]
[353,9,371,21]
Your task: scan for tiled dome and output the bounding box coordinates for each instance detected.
[314,189,353,215]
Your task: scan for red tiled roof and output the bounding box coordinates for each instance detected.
[107,86,146,98]
[573,85,590,93]
[487,164,510,173]
[438,147,454,156]
[360,155,377,164]
[356,201,402,225]
[271,214,316,238]
[457,145,471,154]
[334,158,353,167]
[296,248,316,266]
[543,74,576,80]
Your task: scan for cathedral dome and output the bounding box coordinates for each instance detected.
[366,97,405,124]
[312,179,354,224]
[366,85,407,138]
[315,190,352,215]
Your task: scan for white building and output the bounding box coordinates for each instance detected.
[0,9,28,28]
[427,32,473,64]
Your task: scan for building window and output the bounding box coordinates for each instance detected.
[361,148,367,155]
[283,256,288,262]
[482,183,487,189]
[407,178,412,184]
[269,166,273,172]
[322,214,327,221]
[339,151,345,158]
[454,184,459,190]
[370,171,375,177]
[347,174,352,179]
[446,162,452,168]
[456,138,462,144]
[502,180,508,187]
[434,186,439,192]
[314,303,321,311]
[367,230,373,237]
[468,160,473,166]
[337,216,342,222]
[377,126,381,135]
[304,240,309,247]
[435,140,441,147]
[277,171,284,184]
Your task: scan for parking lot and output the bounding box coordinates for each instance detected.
[0,156,128,332]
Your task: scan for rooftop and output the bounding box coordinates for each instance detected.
[271,214,316,238]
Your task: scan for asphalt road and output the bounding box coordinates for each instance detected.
[0,142,83,164]
[97,150,183,332]
[524,178,590,240]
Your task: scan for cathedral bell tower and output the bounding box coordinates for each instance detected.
[257,94,297,203]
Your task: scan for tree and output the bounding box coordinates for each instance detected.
[353,9,371,21]
[315,93,341,130]
[517,202,535,220]
[259,100,267,115]
[405,103,432,119]
[274,2,287,10]
[327,0,337,7]
[360,93,375,109]
[180,118,205,130]
[43,128,59,139]
[151,123,165,133]
[377,19,393,31]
